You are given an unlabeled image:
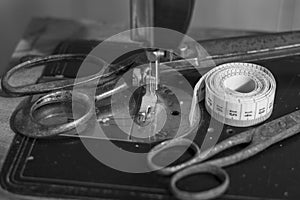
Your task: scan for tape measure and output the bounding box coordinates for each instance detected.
[189,62,276,127]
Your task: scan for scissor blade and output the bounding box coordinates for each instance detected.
[206,109,300,168]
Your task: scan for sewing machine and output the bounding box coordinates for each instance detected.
[0,1,300,200]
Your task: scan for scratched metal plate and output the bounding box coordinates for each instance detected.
[57,83,200,143]
[1,40,300,200]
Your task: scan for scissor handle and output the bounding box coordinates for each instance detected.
[1,54,114,96]
[11,90,94,138]
[170,164,229,200]
[148,129,254,175]
[147,138,201,175]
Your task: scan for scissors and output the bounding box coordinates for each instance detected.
[2,51,197,139]
[1,53,152,138]
[147,109,300,200]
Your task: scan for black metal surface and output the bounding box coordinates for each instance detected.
[153,0,195,34]
[1,40,300,200]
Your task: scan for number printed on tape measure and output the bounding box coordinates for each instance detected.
[255,100,268,118]
[226,101,241,120]
[241,103,256,120]
[213,96,226,116]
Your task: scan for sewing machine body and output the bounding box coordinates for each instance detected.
[1,38,300,200]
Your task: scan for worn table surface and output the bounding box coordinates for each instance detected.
[0,17,259,199]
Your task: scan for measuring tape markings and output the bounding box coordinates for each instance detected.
[189,62,276,127]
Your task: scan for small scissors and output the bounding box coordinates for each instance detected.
[147,109,300,200]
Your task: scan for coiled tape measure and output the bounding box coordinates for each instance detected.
[190,62,276,127]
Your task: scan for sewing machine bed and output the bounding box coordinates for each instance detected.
[1,40,300,200]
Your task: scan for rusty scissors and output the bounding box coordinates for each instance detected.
[147,109,300,200]
[1,53,145,138]
[1,51,196,139]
